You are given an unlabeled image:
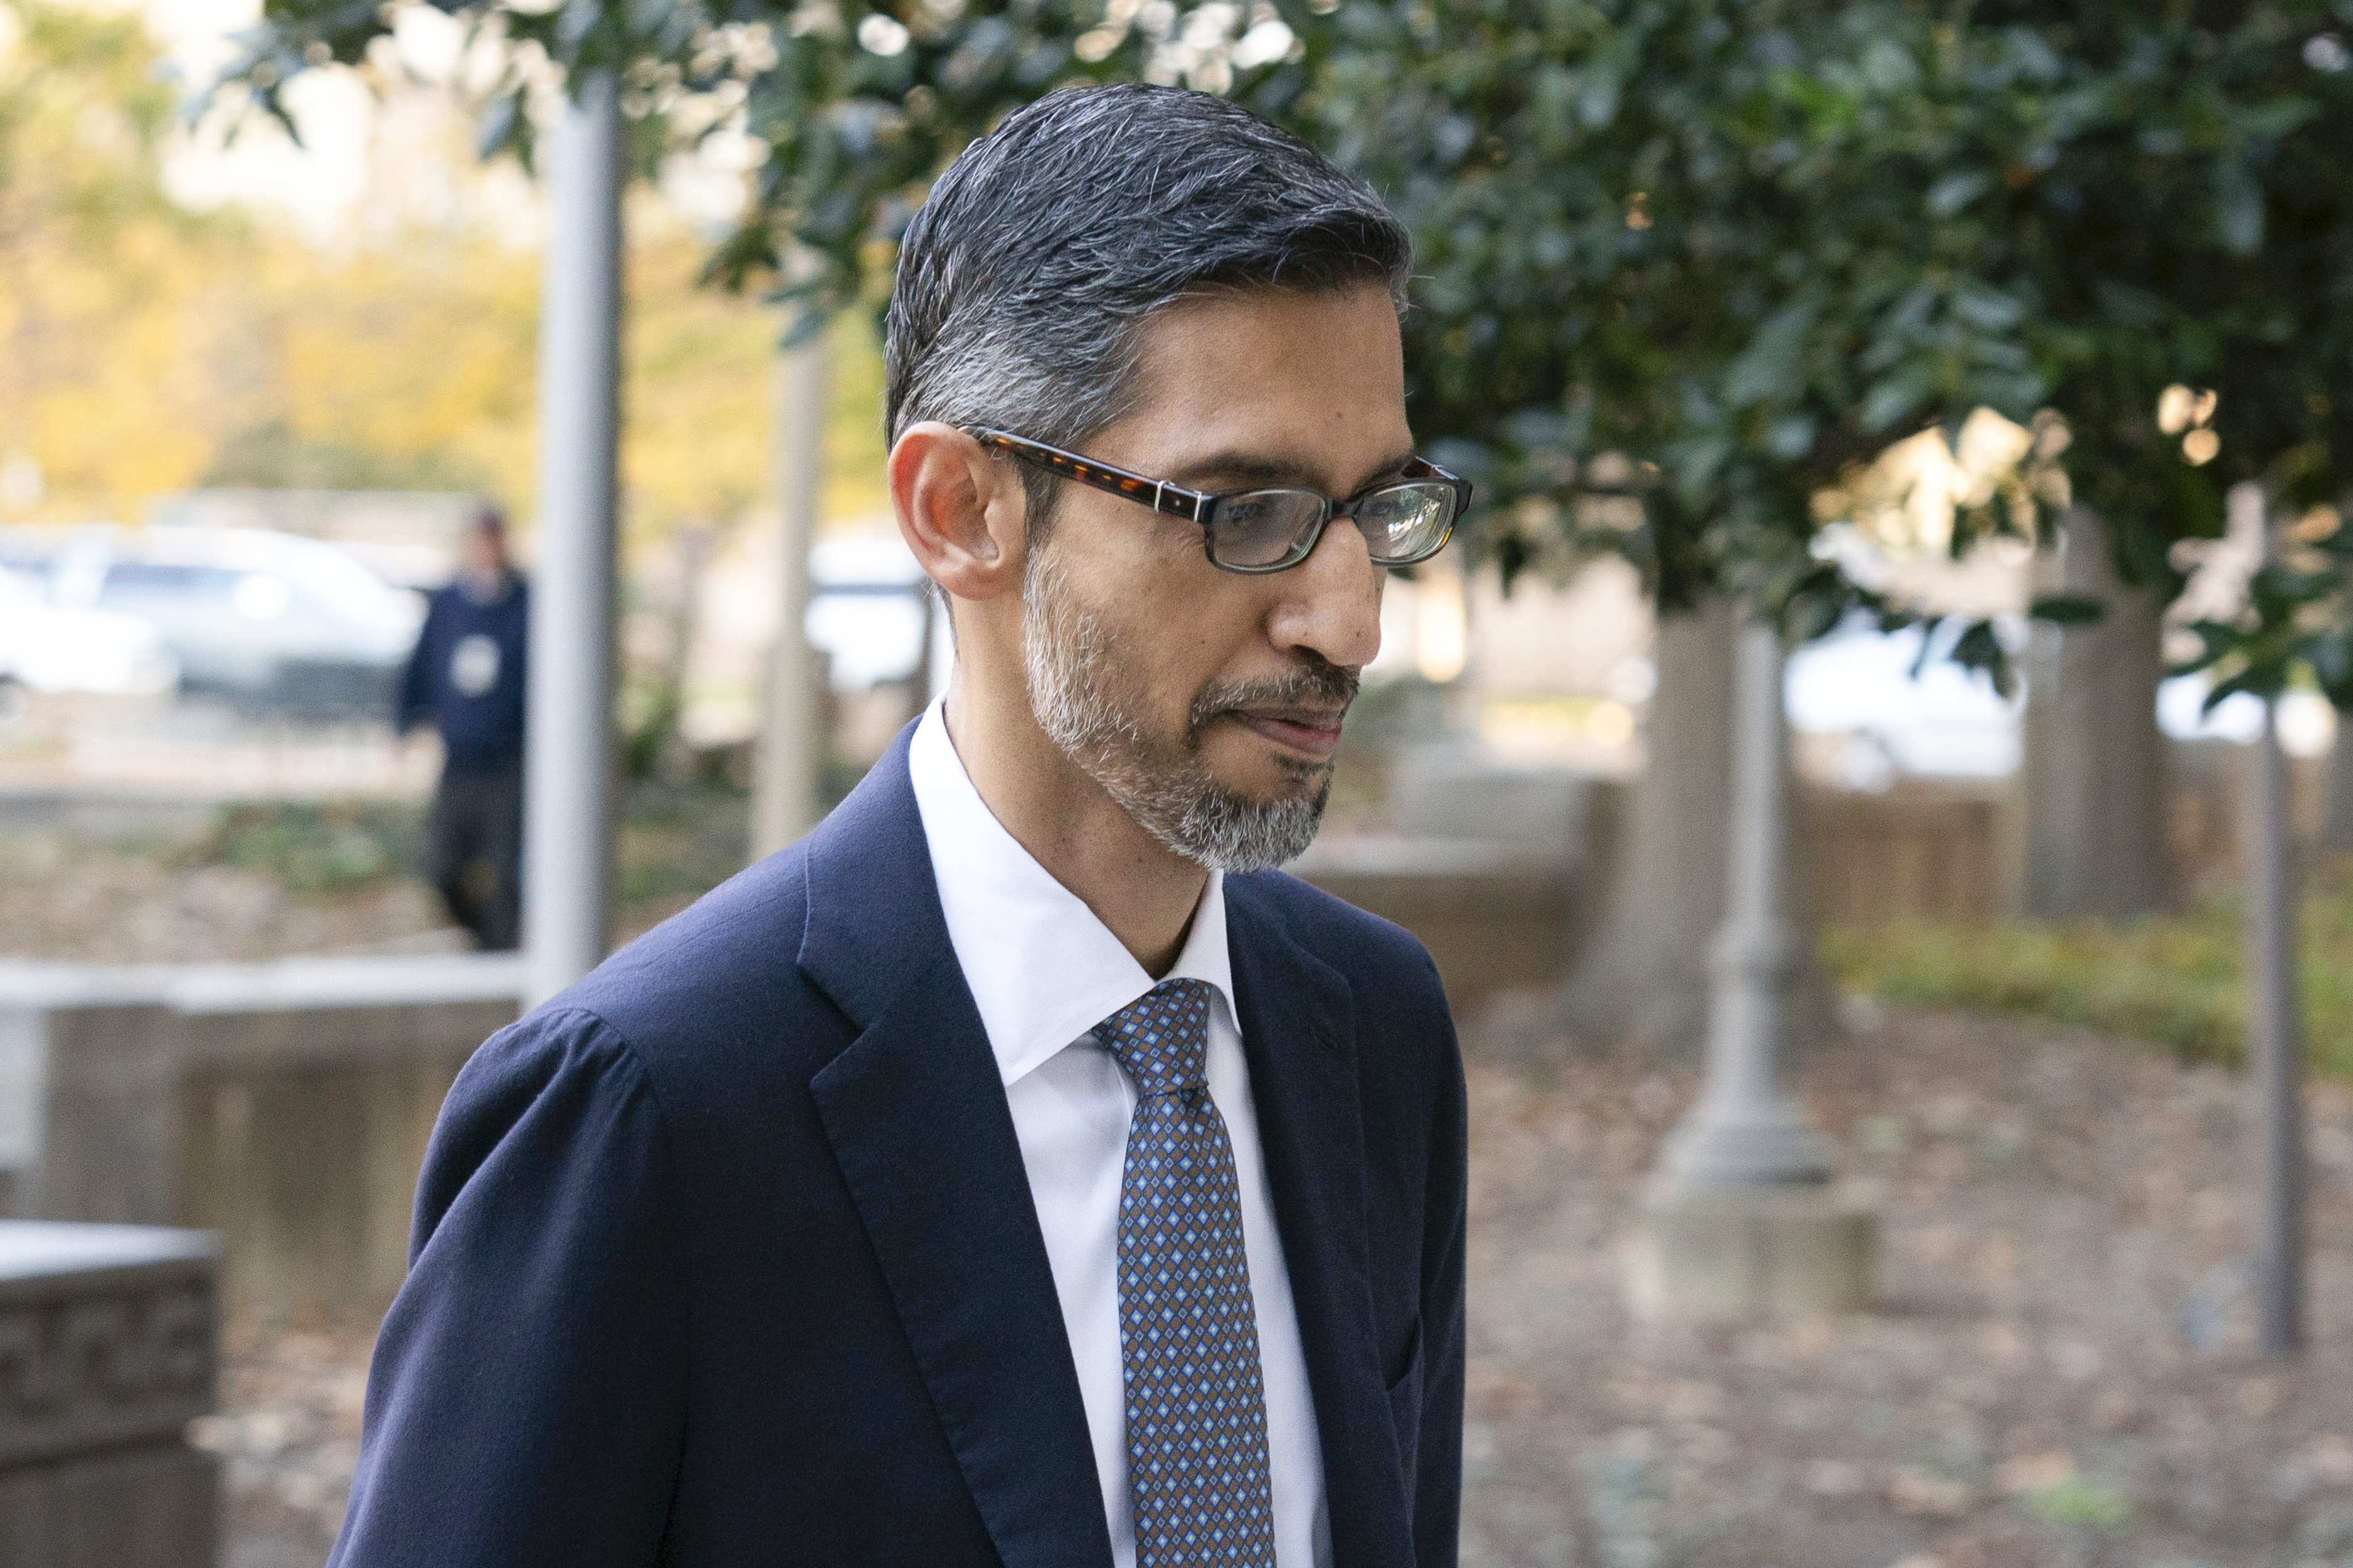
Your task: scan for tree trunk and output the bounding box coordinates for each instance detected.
[1557,594,1736,1052]
[2018,508,2171,919]
[751,323,828,861]
[2322,714,2353,855]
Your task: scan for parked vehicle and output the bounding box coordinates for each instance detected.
[805,535,939,692]
[0,564,179,710]
[24,526,423,715]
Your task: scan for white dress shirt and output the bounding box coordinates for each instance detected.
[906,701,1332,1568]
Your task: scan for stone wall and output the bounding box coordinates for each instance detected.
[0,1221,219,1567]
[0,957,521,1332]
[1294,837,1582,1006]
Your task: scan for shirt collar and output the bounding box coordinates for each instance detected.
[906,699,1235,1088]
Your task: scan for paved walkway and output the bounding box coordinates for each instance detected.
[1459,1000,2353,1568]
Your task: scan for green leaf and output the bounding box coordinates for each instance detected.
[2215,164,2265,255]
[2029,593,2107,626]
[1858,375,1925,433]
[1926,170,1991,217]
[1950,284,2024,334]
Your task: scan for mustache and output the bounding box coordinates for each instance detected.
[1188,657,1360,733]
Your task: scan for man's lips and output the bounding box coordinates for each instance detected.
[1224,707,1347,760]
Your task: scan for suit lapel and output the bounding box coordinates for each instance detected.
[1225,875,1417,1568]
[800,729,1113,1568]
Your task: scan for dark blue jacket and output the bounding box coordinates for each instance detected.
[327,723,1468,1568]
[396,577,528,769]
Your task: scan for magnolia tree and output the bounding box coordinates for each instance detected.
[233,0,2075,616]
[232,0,2353,918]
[1972,4,2353,683]
[1989,1,2353,1352]
[1954,4,2353,921]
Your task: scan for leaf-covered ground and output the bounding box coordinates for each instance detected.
[1822,860,2353,1083]
[1457,1000,2353,1568]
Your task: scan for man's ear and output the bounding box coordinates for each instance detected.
[890,423,1027,603]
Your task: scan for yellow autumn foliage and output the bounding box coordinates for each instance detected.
[0,0,240,512]
[0,0,886,540]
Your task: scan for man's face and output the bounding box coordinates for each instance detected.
[1017,282,1409,871]
[460,522,507,579]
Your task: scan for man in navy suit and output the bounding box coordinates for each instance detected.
[332,83,1469,1568]
[396,504,530,950]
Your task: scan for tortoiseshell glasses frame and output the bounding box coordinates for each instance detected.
[966,428,1469,575]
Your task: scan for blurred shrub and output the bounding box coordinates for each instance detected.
[2023,1476,2134,1532]
[616,779,749,908]
[195,801,423,897]
[193,784,753,913]
[1824,860,2353,1082]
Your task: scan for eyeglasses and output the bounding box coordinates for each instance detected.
[967,428,1469,574]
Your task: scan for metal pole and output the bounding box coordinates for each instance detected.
[750,322,828,860]
[523,70,622,1006]
[1659,614,1836,1187]
[2241,482,2305,1355]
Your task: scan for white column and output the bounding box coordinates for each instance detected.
[522,71,623,1006]
[1658,615,1836,1187]
[750,324,828,860]
[2237,480,2305,1355]
[2250,698,2304,1354]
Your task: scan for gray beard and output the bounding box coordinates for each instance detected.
[1020,553,1348,874]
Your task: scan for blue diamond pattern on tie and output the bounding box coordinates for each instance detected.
[1094,979,1277,1568]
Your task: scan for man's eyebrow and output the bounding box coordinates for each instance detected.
[1169,447,1419,496]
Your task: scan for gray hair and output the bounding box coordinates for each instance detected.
[885,83,1412,531]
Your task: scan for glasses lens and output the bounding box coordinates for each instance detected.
[1210,490,1328,569]
[1355,483,1457,564]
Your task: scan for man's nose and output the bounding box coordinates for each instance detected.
[1266,516,1383,669]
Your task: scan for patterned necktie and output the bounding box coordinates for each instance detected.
[1094,979,1278,1568]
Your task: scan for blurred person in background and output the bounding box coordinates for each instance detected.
[396,503,528,950]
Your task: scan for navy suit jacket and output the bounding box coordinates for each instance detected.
[329,725,1467,1567]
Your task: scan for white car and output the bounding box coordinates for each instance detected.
[0,564,178,705]
[30,525,423,713]
[803,535,943,693]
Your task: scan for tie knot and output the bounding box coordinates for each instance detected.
[1093,978,1214,1098]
